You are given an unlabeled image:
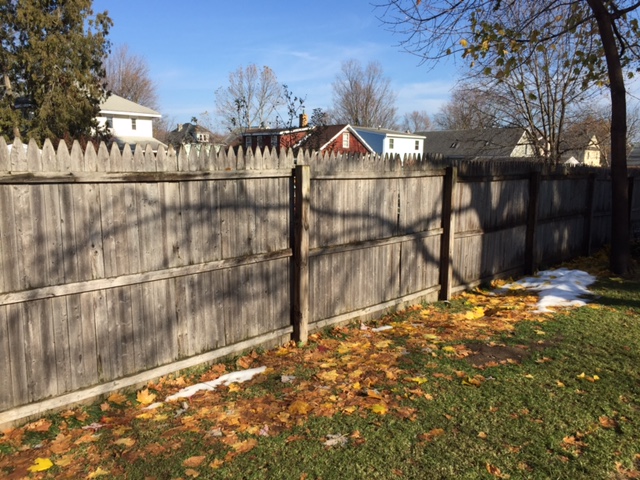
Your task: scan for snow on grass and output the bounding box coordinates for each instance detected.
[499,268,596,312]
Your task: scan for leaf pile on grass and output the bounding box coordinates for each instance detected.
[1,252,639,479]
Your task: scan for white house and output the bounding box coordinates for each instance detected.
[352,126,425,158]
[97,93,166,151]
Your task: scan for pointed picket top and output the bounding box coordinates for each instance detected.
[236,146,246,170]
[144,144,157,171]
[109,142,123,172]
[0,136,9,170]
[69,140,84,171]
[41,139,56,171]
[121,143,135,171]
[95,141,110,172]
[56,139,71,171]
[84,142,99,172]
[225,147,237,171]
[10,137,27,171]
[24,138,41,171]
[175,144,188,172]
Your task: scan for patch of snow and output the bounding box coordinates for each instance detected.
[165,366,267,402]
[500,268,596,312]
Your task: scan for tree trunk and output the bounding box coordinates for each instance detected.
[2,72,21,139]
[586,0,630,274]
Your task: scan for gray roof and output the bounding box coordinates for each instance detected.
[100,93,161,118]
[352,126,426,139]
[417,128,528,158]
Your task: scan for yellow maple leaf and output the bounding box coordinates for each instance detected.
[114,437,136,447]
[227,383,241,393]
[316,370,339,382]
[209,459,224,469]
[232,438,258,453]
[136,388,157,405]
[183,456,207,468]
[289,400,312,415]
[407,376,428,385]
[460,38,469,48]
[371,403,388,415]
[107,391,128,405]
[87,467,110,478]
[464,307,485,320]
[28,457,53,472]
[442,346,456,353]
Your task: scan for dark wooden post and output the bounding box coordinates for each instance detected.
[292,165,310,343]
[439,166,456,301]
[584,173,597,256]
[525,170,541,275]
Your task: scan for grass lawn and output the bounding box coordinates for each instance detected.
[1,247,639,479]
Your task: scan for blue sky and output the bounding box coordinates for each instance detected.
[93,0,462,128]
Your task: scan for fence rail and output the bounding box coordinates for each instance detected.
[1,137,638,428]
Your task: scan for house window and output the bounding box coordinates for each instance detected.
[342,132,350,148]
[131,118,137,131]
[106,117,113,129]
[271,135,278,147]
[245,136,252,149]
[257,136,263,148]
[389,138,395,150]
[415,140,420,150]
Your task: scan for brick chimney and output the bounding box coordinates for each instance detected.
[299,112,308,128]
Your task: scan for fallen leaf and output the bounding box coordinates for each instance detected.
[478,431,488,439]
[185,468,200,477]
[54,455,74,467]
[418,428,445,442]
[289,400,312,415]
[26,418,52,432]
[209,459,224,469]
[114,437,136,447]
[316,370,339,382]
[599,416,617,429]
[183,456,206,468]
[28,457,53,472]
[371,403,388,415]
[231,438,258,453]
[87,467,110,478]
[136,388,157,405]
[107,392,128,405]
[407,376,428,385]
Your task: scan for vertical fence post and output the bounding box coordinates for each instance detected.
[292,164,310,344]
[525,170,541,275]
[439,166,456,301]
[584,173,597,256]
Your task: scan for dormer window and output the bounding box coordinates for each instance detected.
[450,141,458,148]
[131,118,137,130]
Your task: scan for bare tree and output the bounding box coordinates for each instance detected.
[375,0,640,273]
[331,59,398,128]
[434,86,501,130]
[400,110,432,132]
[215,64,283,132]
[104,44,159,109]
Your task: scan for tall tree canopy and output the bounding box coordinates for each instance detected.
[331,59,398,128]
[376,0,640,273]
[0,0,112,143]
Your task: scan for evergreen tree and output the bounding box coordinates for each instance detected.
[0,0,111,143]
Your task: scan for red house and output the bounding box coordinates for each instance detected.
[241,114,374,155]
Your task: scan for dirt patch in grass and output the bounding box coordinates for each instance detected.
[463,339,560,368]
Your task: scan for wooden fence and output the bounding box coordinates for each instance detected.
[0,137,638,428]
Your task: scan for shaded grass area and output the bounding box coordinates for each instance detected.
[1,251,639,479]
